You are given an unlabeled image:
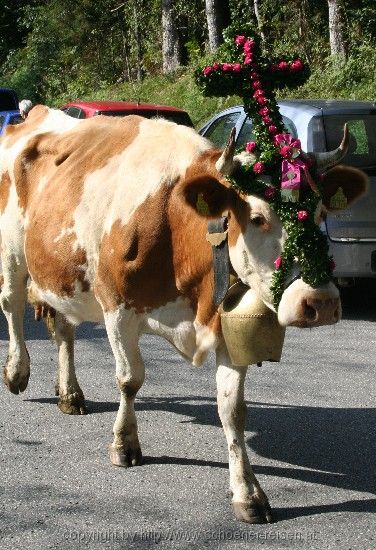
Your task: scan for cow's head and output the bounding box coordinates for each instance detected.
[181,127,368,328]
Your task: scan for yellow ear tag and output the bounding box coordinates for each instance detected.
[330,187,348,209]
[196,192,210,216]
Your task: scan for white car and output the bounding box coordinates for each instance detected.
[199,100,376,285]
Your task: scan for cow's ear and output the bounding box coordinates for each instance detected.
[179,175,232,218]
[321,165,368,211]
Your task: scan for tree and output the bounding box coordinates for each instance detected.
[327,0,347,57]
[161,0,180,73]
[205,0,223,52]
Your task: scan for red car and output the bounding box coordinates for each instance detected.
[61,100,194,127]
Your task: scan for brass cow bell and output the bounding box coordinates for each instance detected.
[220,281,285,367]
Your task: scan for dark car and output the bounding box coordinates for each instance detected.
[61,100,194,127]
[199,100,376,284]
[0,87,22,135]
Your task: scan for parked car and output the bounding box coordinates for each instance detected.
[61,100,194,127]
[0,87,22,135]
[199,100,376,285]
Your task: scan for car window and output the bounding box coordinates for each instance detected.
[65,107,86,119]
[10,114,23,126]
[98,109,193,127]
[204,112,241,148]
[237,115,297,149]
[324,115,376,169]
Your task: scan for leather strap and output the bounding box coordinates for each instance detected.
[206,217,230,306]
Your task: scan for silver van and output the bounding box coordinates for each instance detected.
[199,100,376,285]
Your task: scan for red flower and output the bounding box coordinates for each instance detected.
[297,210,309,221]
[291,139,301,150]
[212,62,221,70]
[290,59,303,72]
[252,80,262,89]
[244,54,254,64]
[278,61,289,71]
[256,96,267,106]
[233,63,242,72]
[202,66,213,76]
[274,256,282,270]
[262,115,272,125]
[245,141,257,153]
[243,39,255,53]
[268,125,278,134]
[235,35,246,46]
[258,107,269,117]
[264,187,276,199]
[222,63,233,72]
[280,145,293,158]
[253,161,265,174]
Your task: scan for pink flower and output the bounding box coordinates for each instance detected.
[268,125,278,134]
[244,54,254,64]
[258,107,269,117]
[202,66,213,76]
[297,210,309,221]
[256,96,267,106]
[235,35,246,47]
[243,39,255,53]
[212,62,221,70]
[245,141,257,153]
[252,80,262,89]
[291,139,301,150]
[280,145,293,158]
[264,187,276,199]
[278,61,289,71]
[262,115,272,125]
[253,161,265,174]
[222,63,233,72]
[274,256,282,270]
[274,133,291,146]
[233,63,242,72]
[253,88,264,98]
[290,59,303,72]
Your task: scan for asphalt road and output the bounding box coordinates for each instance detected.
[0,284,375,550]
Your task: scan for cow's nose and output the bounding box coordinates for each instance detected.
[303,296,340,326]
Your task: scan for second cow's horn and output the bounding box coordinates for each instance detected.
[216,127,236,175]
[312,123,349,170]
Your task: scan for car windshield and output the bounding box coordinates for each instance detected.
[324,114,376,169]
[98,109,193,127]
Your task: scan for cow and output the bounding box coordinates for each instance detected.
[0,105,367,524]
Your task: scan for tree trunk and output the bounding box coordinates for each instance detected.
[205,0,223,52]
[162,0,180,73]
[327,0,347,57]
[133,2,144,81]
[253,0,266,43]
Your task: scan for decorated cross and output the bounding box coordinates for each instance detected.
[195,30,335,307]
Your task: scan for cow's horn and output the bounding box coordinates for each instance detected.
[216,128,236,175]
[313,123,349,170]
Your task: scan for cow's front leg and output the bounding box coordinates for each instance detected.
[216,346,272,524]
[0,260,30,394]
[54,312,86,415]
[104,307,144,467]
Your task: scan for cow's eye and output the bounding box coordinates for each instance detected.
[250,215,265,226]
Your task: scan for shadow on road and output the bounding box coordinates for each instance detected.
[340,279,376,321]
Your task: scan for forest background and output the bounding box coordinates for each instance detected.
[1,0,375,127]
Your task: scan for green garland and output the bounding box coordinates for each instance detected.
[196,29,334,308]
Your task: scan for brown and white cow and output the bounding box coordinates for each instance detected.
[0,106,367,523]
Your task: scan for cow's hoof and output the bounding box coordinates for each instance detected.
[109,444,143,468]
[233,496,273,524]
[57,392,87,415]
[3,367,30,394]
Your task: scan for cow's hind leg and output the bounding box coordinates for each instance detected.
[104,307,144,467]
[54,312,86,415]
[216,346,272,524]
[0,258,30,394]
